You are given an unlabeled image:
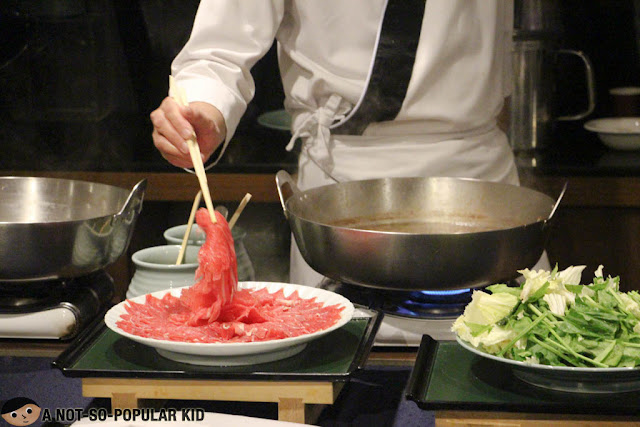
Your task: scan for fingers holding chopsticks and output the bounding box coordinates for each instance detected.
[151,88,226,169]
[169,77,217,222]
[150,97,195,166]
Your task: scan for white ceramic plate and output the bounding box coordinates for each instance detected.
[456,336,640,393]
[106,282,354,366]
[584,117,640,150]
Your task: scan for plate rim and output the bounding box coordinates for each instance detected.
[456,335,640,374]
[584,117,640,135]
[106,281,355,357]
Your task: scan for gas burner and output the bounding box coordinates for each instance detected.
[0,271,114,340]
[0,279,69,313]
[0,272,112,313]
[408,288,473,304]
[387,298,468,319]
[319,279,473,320]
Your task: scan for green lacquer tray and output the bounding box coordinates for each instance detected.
[406,336,640,416]
[53,307,381,381]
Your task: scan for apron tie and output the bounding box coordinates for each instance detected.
[286,94,348,177]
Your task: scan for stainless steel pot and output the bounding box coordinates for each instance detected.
[0,177,146,282]
[276,170,558,291]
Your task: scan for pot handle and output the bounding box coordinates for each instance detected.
[556,50,596,121]
[116,179,147,220]
[275,170,300,220]
[544,181,568,228]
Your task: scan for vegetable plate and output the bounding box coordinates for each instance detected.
[453,265,640,392]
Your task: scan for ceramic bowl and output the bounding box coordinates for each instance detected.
[163,224,249,246]
[163,224,207,246]
[584,117,640,150]
[125,245,199,299]
[163,224,255,281]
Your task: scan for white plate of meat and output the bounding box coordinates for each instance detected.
[105,281,354,366]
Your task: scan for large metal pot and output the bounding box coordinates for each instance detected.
[0,177,146,282]
[276,170,558,291]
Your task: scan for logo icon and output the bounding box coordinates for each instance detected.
[1,398,41,426]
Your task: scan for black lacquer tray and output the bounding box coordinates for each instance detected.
[53,306,381,382]
[406,336,640,416]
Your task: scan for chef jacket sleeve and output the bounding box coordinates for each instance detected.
[171,0,285,143]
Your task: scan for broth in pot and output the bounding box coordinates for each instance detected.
[330,214,525,234]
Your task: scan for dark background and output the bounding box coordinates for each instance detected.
[0,0,289,172]
[0,0,639,172]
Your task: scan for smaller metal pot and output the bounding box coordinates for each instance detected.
[0,177,146,282]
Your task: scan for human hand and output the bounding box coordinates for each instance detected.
[150,98,227,168]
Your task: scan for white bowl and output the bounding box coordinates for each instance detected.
[584,117,640,150]
[126,245,199,299]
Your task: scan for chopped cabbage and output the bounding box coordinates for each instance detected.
[453,265,640,368]
[462,290,519,325]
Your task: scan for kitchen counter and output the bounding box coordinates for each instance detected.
[6,129,640,294]
[0,354,434,426]
[513,121,640,175]
[514,125,640,207]
[4,124,640,204]
[512,129,640,292]
[6,129,640,218]
[2,349,638,427]
[3,131,640,425]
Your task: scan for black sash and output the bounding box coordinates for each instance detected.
[333,0,426,135]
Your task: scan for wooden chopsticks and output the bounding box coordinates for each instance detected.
[228,193,252,230]
[169,76,216,223]
[176,191,253,265]
[176,190,202,265]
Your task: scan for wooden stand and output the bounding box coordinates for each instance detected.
[82,377,344,424]
[435,410,640,426]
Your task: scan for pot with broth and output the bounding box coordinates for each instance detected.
[277,171,556,291]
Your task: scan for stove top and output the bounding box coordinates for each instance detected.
[318,279,476,345]
[318,279,472,320]
[0,271,114,340]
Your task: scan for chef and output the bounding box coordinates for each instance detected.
[151,0,528,286]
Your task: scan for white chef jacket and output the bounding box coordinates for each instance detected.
[171,0,520,285]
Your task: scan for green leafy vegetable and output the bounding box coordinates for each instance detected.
[452,264,640,368]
